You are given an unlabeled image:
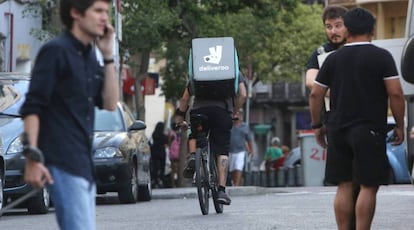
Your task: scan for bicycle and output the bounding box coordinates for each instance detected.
[189,113,223,215]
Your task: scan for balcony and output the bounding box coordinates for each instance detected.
[252,81,309,105]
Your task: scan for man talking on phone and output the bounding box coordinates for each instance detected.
[20,0,118,229]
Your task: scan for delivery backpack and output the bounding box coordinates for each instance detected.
[188,37,239,100]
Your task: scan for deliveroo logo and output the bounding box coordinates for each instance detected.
[199,45,229,72]
[203,45,222,64]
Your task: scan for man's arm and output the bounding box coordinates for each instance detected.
[305,69,319,89]
[23,114,40,148]
[309,83,328,148]
[234,82,247,116]
[96,24,119,111]
[175,87,191,125]
[100,62,119,111]
[385,78,405,145]
[22,114,53,188]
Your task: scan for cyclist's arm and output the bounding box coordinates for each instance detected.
[234,81,247,116]
[175,87,191,125]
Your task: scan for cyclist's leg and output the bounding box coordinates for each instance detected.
[217,154,229,187]
[183,137,196,178]
[206,107,232,205]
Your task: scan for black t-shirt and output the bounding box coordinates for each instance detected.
[315,43,398,132]
[306,42,341,70]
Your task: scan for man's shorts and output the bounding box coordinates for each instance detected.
[325,124,390,186]
[229,151,246,172]
[189,106,232,156]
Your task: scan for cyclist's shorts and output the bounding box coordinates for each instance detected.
[189,106,232,156]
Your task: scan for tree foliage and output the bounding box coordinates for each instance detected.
[155,1,325,100]
[24,0,327,104]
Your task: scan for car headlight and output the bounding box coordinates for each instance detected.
[94,147,122,158]
[6,136,23,155]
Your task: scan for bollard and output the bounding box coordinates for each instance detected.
[252,171,260,186]
[277,166,286,187]
[243,171,252,186]
[260,171,267,187]
[295,164,303,186]
[287,166,295,187]
[268,170,276,187]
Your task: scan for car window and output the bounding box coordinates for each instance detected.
[94,107,125,131]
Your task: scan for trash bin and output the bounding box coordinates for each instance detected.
[299,130,327,186]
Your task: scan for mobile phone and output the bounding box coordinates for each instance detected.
[99,26,108,39]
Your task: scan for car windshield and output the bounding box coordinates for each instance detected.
[0,81,24,114]
[94,107,125,131]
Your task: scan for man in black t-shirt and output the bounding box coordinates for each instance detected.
[309,8,405,230]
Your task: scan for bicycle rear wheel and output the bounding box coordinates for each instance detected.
[195,148,209,215]
[210,155,223,214]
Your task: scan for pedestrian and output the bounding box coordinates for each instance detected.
[305,5,348,90]
[228,109,253,186]
[309,7,405,230]
[263,137,283,173]
[304,6,363,229]
[19,0,118,229]
[168,123,181,188]
[150,122,169,188]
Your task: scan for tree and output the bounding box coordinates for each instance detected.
[120,0,180,120]
[160,1,325,100]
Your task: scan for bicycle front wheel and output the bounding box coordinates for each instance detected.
[195,148,209,215]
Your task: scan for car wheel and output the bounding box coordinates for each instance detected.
[406,151,414,175]
[0,171,4,215]
[118,164,138,204]
[27,187,50,214]
[137,182,152,202]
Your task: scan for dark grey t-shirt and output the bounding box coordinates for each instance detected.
[192,73,245,113]
[229,122,252,153]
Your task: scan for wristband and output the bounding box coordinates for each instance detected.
[311,123,323,129]
[103,58,114,65]
[175,108,186,117]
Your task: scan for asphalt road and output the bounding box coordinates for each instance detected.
[0,184,413,230]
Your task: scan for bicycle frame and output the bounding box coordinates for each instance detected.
[190,114,223,215]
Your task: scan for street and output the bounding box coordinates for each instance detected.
[0,185,414,230]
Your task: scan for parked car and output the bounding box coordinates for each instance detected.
[284,125,412,184]
[93,103,152,203]
[1,72,152,215]
[0,72,51,214]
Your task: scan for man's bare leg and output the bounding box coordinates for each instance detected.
[217,155,229,187]
[231,170,242,186]
[355,185,379,230]
[334,181,354,230]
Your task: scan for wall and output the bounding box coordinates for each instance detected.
[0,0,43,72]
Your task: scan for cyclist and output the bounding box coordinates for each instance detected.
[175,73,247,205]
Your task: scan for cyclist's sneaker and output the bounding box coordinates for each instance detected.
[183,154,196,178]
[217,190,231,205]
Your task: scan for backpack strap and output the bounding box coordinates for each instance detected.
[188,49,195,94]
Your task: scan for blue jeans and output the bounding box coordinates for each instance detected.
[48,166,96,230]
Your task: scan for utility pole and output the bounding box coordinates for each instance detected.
[246,63,253,124]
[113,0,122,101]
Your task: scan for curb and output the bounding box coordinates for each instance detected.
[151,186,289,200]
